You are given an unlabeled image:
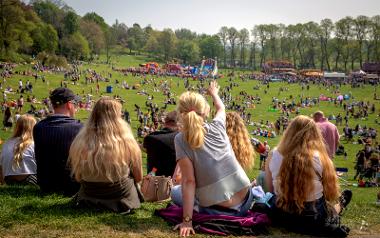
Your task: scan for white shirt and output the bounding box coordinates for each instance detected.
[0,138,36,177]
[269,148,323,201]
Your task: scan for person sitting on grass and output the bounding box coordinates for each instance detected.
[33,87,83,196]
[143,111,179,177]
[265,115,352,237]
[171,81,253,237]
[225,111,255,172]
[69,97,143,213]
[0,114,37,185]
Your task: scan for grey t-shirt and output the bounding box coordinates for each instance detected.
[0,138,36,177]
[175,113,250,207]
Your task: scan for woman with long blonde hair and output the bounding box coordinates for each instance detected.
[265,115,351,236]
[69,97,143,213]
[226,111,255,171]
[0,114,37,185]
[171,81,253,237]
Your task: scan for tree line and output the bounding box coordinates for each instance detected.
[1,0,379,72]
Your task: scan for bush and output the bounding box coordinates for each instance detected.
[36,52,69,68]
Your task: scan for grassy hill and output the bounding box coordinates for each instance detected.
[0,53,379,237]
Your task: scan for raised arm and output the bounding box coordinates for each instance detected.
[207,81,225,119]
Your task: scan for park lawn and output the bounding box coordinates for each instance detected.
[0,53,379,237]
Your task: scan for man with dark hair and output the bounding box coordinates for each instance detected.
[313,111,340,159]
[143,111,178,176]
[33,87,83,196]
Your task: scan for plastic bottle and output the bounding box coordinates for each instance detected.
[148,167,157,176]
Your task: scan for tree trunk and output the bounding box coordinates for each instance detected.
[359,41,363,68]
[223,43,227,67]
[335,52,340,71]
[320,38,325,70]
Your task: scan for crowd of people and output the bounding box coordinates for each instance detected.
[0,60,379,237]
[0,81,368,237]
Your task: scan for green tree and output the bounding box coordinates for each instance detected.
[83,12,108,32]
[253,25,269,66]
[175,28,196,40]
[127,23,146,54]
[104,27,116,63]
[144,32,160,57]
[79,19,105,56]
[31,23,58,54]
[239,28,249,67]
[61,32,89,60]
[218,26,228,67]
[199,35,222,60]
[32,0,65,38]
[353,15,370,67]
[319,19,333,70]
[227,27,239,67]
[176,39,199,64]
[369,15,380,61]
[63,11,79,35]
[158,29,177,60]
[0,0,36,58]
[335,17,353,71]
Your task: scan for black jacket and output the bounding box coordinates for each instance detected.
[33,115,83,196]
[143,128,178,176]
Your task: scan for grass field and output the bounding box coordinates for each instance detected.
[0,52,379,237]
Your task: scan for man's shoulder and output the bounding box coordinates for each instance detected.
[148,128,178,137]
[34,115,82,131]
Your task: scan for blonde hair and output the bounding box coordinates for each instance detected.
[12,114,36,169]
[177,91,209,149]
[226,112,255,171]
[276,115,339,214]
[69,97,141,182]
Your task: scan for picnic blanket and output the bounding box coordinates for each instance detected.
[155,204,270,236]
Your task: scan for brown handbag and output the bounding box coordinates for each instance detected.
[140,175,173,202]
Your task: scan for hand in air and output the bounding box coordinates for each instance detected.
[173,222,195,237]
[207,80,220,96]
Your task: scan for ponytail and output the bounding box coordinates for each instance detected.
[182,111,205,149]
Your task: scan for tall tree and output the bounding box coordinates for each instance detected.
[176,39,199,64]
[79,19,105,56]
[239,28,249,67]
[63,11,79,35]
[144,31,160,57]
[335,17,353,71]
[353,15,370,67]
[319,19,333,70]
[218,26,228,67]
[61,32,89,60]
[369,15,380,61]
[198,35,222,59]
[158,28,177,60]
[0,0,35,57]
[127,23,146,54]
[253,25,268,66]
[267,24,279,60]
[175,28,196,40]
[227,27,238,67]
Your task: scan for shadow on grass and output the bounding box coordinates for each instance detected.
[0,185,170,234]
[0,185,41,197]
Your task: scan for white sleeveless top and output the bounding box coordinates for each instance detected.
[269,148,323,201]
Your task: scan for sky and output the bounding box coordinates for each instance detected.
[63,0,380,35]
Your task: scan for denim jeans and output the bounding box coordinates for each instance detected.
[171,185,254,216]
